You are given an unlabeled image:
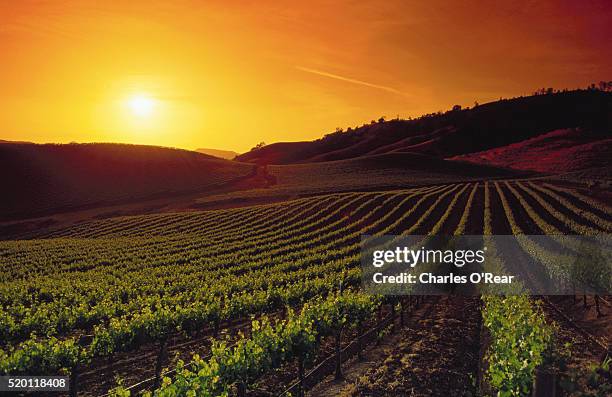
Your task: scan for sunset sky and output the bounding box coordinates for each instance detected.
[1,1,610,153]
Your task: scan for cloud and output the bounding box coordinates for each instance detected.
[296,66,407,97]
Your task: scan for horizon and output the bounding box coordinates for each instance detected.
[2,87,607,154]
[1,0,611,152]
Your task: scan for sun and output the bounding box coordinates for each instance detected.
[127,94,155,117]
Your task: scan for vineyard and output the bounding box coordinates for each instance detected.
[192,152,528,210]
[0,179,610,396]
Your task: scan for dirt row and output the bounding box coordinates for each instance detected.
[308,296,481,397]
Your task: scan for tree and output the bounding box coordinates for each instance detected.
[251,142,266,151]
[452,104,462,112]
[534,87,553,95]
[598,81,612,92]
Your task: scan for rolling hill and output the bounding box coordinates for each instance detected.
[236,90,612,166]
[451,128,612,173]
[0,142,254,220]
[193,152,531,209]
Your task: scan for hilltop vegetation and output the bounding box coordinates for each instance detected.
[0,142,254,220]
[236,90,612,165]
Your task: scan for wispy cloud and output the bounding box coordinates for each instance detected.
[296,66,407,97]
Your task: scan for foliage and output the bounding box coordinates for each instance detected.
[145,291,379,396]
[482,295,553,396]
[0,335,86,375]
[0,179,610,395]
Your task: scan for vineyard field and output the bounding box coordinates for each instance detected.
[0,178,610,396]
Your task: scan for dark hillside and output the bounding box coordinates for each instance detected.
[0,143,254,220]
[236,90,611,165]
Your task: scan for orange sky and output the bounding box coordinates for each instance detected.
[0,1,610,153]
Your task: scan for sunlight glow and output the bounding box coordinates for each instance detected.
[1,1,608,152]
[127,95,155,117]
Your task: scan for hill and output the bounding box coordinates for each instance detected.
[0,151,530,238]
[0,139,33,144]
[451,128,612,173]
[194,152,531,209]
[0,143,254,220]
[196,147,238,160]
[236,90,612,167]
[268,152,528,190]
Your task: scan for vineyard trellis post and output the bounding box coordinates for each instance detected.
[532,368,558,397]
[357,322,364,361]
[376,306,383,346]
[69,366,78,397]
[213,317,220,337]
[69,334,91,397]
[390,302,396,332]
[297,356,305,397]
[237,381,247,397]
[594,295,602,317]
[334,327,343,380]
[153,337,169,390]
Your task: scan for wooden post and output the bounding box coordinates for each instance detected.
[237,381,247,397]
[357,323,364,361]
[334,329,343,380]
[298,357,305,397]
[69,367,78,397]
[532,368,557,397]
[153,337,168,390]
[213,318,220,337]
[69,334,92,397]
[595,295,603,317]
